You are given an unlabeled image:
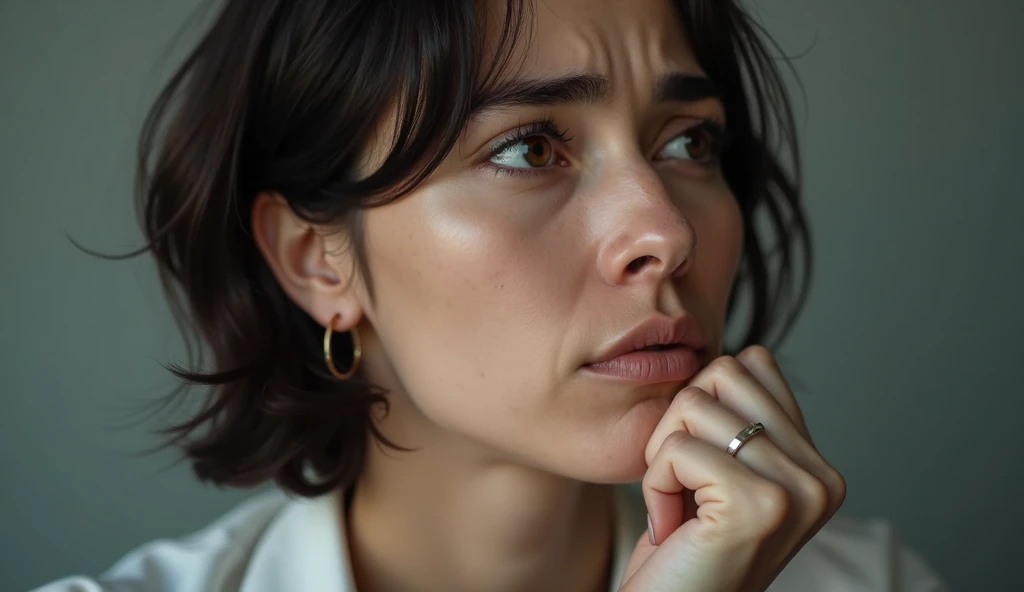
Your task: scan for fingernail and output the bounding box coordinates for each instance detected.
[647,513,657,546]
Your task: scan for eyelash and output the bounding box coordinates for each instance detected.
[486,117,572,178]
[484,117,729,179]
[659,119,731,162]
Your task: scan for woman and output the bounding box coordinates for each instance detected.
[36,0,944,590]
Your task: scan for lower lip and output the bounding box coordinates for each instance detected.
[583,348,702,384]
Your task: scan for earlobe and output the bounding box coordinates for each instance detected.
[251,191,364,331]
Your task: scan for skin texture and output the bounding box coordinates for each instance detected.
[252,0,845,590]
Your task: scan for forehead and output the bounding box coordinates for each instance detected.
[483,0,702,85]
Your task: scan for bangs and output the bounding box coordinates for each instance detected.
[252,0,533,216]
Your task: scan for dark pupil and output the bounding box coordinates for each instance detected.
[686,130,708,159]
[524,136,551,166]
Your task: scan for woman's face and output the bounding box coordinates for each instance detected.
[352,0,742,483]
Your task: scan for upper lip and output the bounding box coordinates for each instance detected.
[586,315,707,365]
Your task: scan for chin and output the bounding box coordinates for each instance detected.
[557,396,673,484]
[573,460,649,485]
[559,447,649,485]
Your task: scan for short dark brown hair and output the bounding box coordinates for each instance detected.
[132,0,811,496]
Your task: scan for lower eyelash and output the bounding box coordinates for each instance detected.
[491,164,545,179]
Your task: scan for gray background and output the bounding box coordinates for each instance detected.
[2,1,1021,590]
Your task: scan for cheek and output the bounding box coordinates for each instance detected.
[671,185,744,352]
[663,168,743,270]
[358,184,583,435]
[691,188,743,298]
[354,178,745,482]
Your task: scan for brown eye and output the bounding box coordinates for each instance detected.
[682,128,710,160]
[490,134,557,169]
[522,135,554,167]
[657,122,723,164]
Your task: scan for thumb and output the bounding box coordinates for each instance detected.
[616,518,744,592]
[619,529,657,588]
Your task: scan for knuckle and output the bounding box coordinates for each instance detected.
[706,355,743,377]
[795,471,830,523]
[640,466,658,490]
[738,344,775,366]
[704,354,745,376]
[661,429,693,451]
[673,385,713,409]
[824,466,848,512]
[645,431,693,476]
[752,481,790,530]
[643,441,659,466]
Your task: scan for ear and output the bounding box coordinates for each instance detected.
[251,192,364,332]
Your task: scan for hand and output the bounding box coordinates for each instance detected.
[618,346,847,592]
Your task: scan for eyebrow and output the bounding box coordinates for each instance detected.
[654,72,722,104]
[472,73,609,113]
[470,72,722,115]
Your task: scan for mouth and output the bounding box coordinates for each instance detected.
[583,315,707,385]
[636,343,680,352]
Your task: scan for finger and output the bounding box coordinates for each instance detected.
[688,358,827,473]
[645,385,779,469]
[642,429,788,548]
[691,355,847,522]
[734,345,810,438]
[619,532,657,588]
[640,433,788,592]
[643,388,827,541]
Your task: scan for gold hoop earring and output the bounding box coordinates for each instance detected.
[324,313,361,379]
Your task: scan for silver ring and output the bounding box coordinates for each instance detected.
[726,422,765,457]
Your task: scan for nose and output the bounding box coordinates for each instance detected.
[595,163,696,286]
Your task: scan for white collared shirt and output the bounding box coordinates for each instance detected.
[33,487,945,592]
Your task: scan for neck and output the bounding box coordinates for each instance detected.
[343,396,615,592]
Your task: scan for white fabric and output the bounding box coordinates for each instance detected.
[32,487,946,592]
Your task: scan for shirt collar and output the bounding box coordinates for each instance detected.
[240,489,356,592]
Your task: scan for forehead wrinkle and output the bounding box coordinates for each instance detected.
[523,0,700,107]
[529,4,608,77]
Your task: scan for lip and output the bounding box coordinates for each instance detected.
[583,315,707,385]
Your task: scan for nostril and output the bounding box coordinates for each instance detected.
[626,256,654,273]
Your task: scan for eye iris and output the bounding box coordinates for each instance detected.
[523,136,553,166]
[685,129,709,160]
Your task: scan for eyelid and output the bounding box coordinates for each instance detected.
[485,118,572,161]
[477,116,729,179]
[654,118,730,162]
